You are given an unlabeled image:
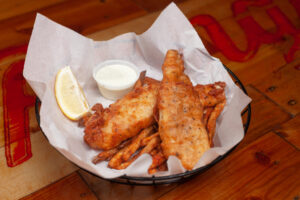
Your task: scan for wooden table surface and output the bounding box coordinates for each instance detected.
[0,0,299,199]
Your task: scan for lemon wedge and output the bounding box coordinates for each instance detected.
[55,66,89,120]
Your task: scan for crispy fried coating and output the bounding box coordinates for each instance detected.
[92,139,132,164]
[84,77,160,150]
[197,82,226,146]
[108,127,155,169]
[203,107,214,126]
[158,50,210,170]
[111,134,160,170]
[141,132,159,146]
[121,126,155,161]
[195,82,226,107]
[148,145,167,174]
[206,100,226,146]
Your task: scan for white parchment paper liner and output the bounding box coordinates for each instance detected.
[24,3,251,179]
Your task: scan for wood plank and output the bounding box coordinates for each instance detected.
[88,12,159,40]
[21,172,97,200]
[0,0,146,51]
[253,58,300,116]
[224,45,287,85]
[273,114,300,149]
[78,169,178,200]
[0,132,78,200]
[158,132,300,200]
[88,0,236,40]
[238,86,291,149]
[0,0,67,21]
[130,0,186,12]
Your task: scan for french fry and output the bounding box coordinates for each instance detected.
[113,134,160,170]
[108,147,127,169]
[148,150,166,174]
[92,148,119,164]
[140,135,160,154]
[141,132,159,146]
[203,107,213,127]
[207,100,226,146]
[133,70,146,88]
[122,126,155,161]
[150,148,158,156]
[108,126,155,168]
[148,167,158,174]
[149,162,168,174]
[157,162,168,171]
[92,139,132,164]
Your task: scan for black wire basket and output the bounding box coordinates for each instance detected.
[35,65,251,186]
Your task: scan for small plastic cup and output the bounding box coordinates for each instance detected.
[93,60,139,100]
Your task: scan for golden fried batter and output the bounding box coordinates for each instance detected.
[196,82,226,146]
[195,82,226,107]
[158,50,210,170]
[84,77,160,150]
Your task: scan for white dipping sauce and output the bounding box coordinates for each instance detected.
[93,60,139,100]
[95,64,137,89]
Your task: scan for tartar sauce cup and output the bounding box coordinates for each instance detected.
[93,60,139,100]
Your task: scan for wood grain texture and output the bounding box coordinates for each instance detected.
[0,132,77,200]
[158,132,300,200]
[253,58,300,116]
[0,0,67,21]
[274,114,300,149]
[21,172,97,200]
[130,0,186,12]
[195,14,290,85]
[237,86,291,149]
[88,0,219,40]
[0,0,146,51]
[224,45,287,85]
[78,169,178,200]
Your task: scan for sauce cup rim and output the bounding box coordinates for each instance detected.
[93,59,139,91]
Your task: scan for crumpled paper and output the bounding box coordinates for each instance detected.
[23,3,251,179]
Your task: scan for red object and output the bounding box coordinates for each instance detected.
[1,45,36,167]
[190,0,300,63]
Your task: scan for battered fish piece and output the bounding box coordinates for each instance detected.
[84,77,160,150]
[158,50,210,170]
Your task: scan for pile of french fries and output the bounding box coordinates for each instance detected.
[92,125,167,174]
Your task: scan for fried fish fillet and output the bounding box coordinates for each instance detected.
[158,50,210,170]
[84,77,160,150]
